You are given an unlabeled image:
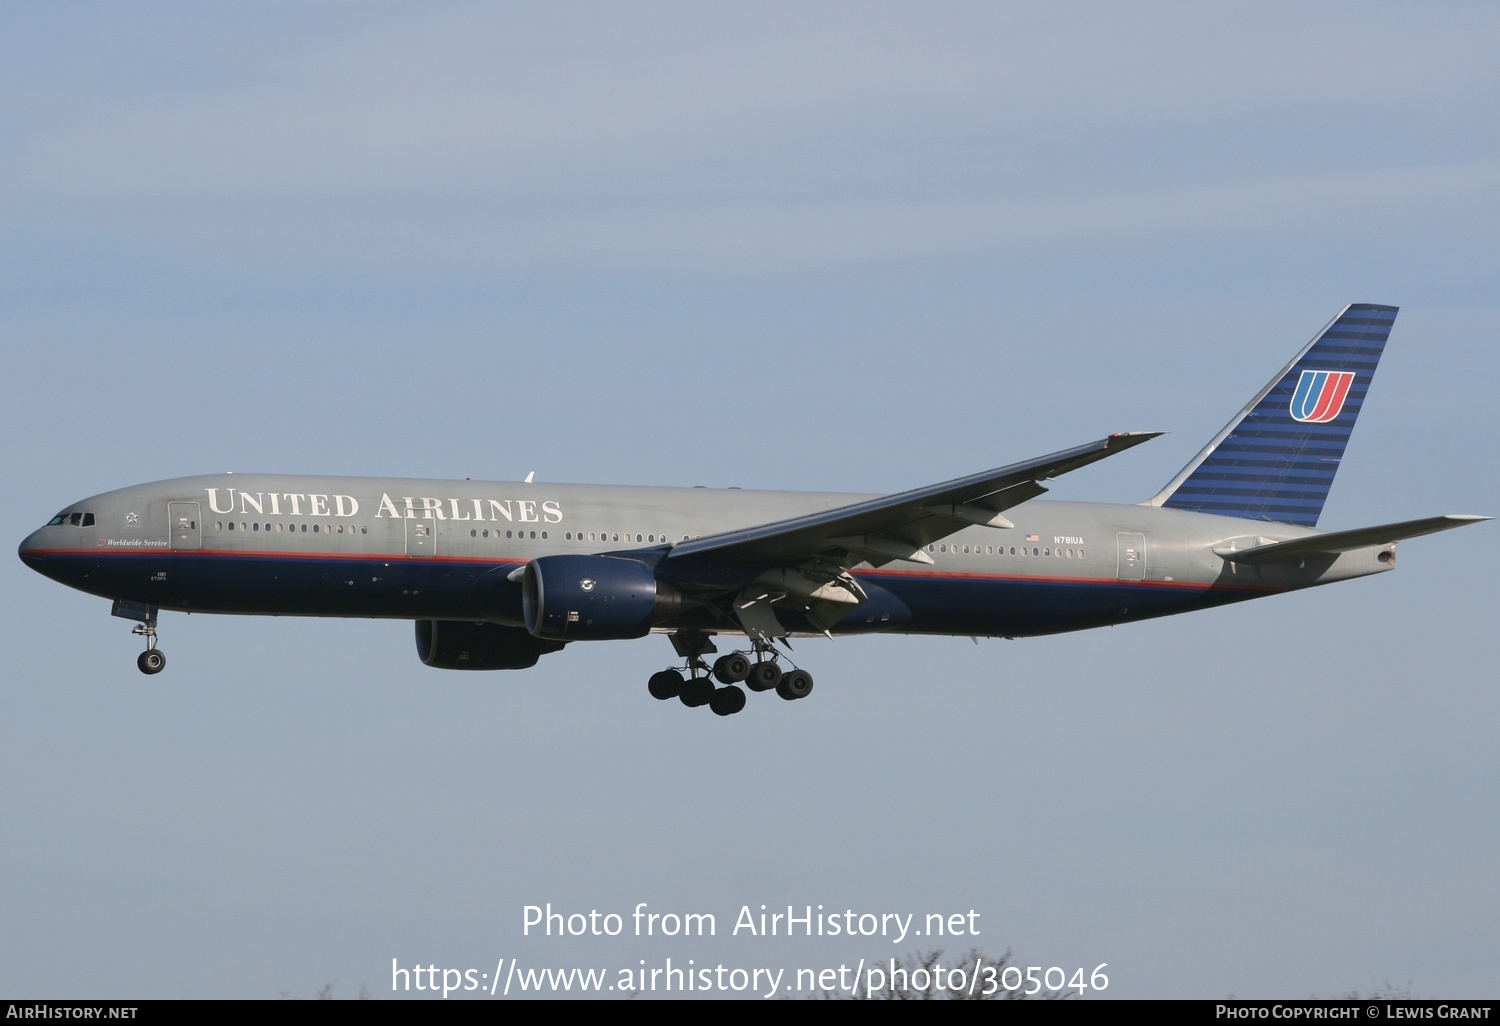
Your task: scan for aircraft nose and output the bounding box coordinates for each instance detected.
[18,529,49,573]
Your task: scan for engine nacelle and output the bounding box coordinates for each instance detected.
[415,619,565,670]
[522,554,679,641]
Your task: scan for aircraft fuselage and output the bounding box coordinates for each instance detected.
[18,472,1389,639]
[21,305,1481,713]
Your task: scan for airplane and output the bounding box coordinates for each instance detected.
[18,304,1487,716]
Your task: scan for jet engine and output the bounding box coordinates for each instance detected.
[415,619,565,670]
[521,554,681,641]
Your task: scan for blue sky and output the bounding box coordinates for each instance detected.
[3,2,1497,999]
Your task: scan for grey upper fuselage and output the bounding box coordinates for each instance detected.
[18,471,1391,639]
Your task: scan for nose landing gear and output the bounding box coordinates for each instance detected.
[133,622,165,675]
[113,600,165,675]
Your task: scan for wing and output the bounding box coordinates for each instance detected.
[660,431,1159,638]
[668,432,1160,569]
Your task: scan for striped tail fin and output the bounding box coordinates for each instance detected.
[1146,304,1397,528]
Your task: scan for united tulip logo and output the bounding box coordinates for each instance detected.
[1289,370,1355,423]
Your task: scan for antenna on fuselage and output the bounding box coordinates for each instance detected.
[524,471,535,484]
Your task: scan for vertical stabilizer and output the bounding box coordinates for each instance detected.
[1146,304,1397,527]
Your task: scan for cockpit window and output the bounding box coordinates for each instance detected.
[48,512,95,527]
[48,514,68,526]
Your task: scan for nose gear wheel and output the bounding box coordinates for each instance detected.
[132,621,165,675]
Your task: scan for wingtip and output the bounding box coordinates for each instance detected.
[1108,431,1166,446]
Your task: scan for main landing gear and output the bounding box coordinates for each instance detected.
[647,634,813,716]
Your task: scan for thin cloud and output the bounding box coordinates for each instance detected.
[14,3,1497,198]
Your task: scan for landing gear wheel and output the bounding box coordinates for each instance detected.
[137,649,166,675]
[713,653,751,684]
[776,669,813,701]
[709,685,747,717]
[679,677,714,708]
[746,660,782,692]
[648,669,684,700]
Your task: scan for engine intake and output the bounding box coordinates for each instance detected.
[522,554,680,641]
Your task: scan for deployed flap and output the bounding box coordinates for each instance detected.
[1215,514,1489,564]
[668,432,1160,567]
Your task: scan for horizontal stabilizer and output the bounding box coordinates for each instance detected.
[1215,515,1490,564]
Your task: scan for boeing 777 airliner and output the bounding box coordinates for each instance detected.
[19,305,1487,715]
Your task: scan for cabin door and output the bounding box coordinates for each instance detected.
[168,502,201,550]
[405,518,436,557]
[1116,532,1145,581]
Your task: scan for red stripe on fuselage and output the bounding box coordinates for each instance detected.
[23,547,1280,595]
